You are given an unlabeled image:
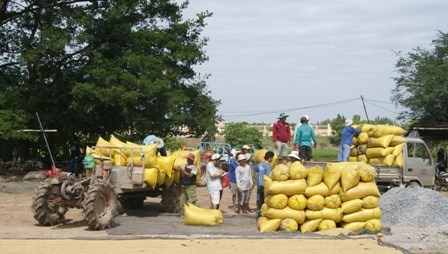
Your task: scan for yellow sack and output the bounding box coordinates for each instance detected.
[271,153,279,168]
[324,195,342,209]
[109,135,132,157]
[362,196,380,209]
[268,179,307,196]
[289,162,307,180]
[350,146,358,156]
[254,149,268,164]
[357,132,369,144]
[383,154,396,166]
[173,170,181,184]
[349,157,357,162]
[343,222,366,232]
[94,137,113,156]
[184,204,222,226]
[280,218,299,232]
[393,143,405,157]
[126,142,159,168]
[157,155,175,177]
[164,172,175,188]
[373,125,406,137]
[353,124,375,133]
[258,217,282,233]
[264,194,288,209]
[307,195,325,211]
[365,219,382,232]
[261,203,268,217]
[172,150,201,184]
[300,219,322,233]
[307,165,323,186]
[157,168,166,187]
[113,150,127,166]
[357,155,368,163]
[340,165,360,192]
[265,206,306,224]
[342,207,382,223]
[264,175,272,197]
[367,135,394,148]
[369,158,384,164]
[270,164,289,181]
[288,194,307,211]
[359,163,377,182]
[390,136,406,147]
[352,137,358,146]
[328,182,341,195]
[144,168,158,189]
[318,220,337,231]
[305,208,342,223]
[366,148,387,158]
[323,163,341,190]
[340,182,381,202]
[394,153,403,168]
[385,147,395,156]
[358,144,368,154]
[305,182,329,197]
[341,199,363,214]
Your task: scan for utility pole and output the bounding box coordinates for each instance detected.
[360,95,370,123]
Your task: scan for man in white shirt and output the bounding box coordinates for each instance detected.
[206,153,224,209]
[235,154,254,214]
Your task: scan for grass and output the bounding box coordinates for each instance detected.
[313,148,338,162]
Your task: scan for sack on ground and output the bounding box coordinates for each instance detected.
[258,217,282,233]
[280,218,299,232]
[184,204,223,226]
[300,219,322,233]
[318,220,337,231]
[365,219,382,232]
[343,222,366,232]
[264,206,306,224]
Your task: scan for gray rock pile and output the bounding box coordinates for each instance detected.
[380,186,448,227]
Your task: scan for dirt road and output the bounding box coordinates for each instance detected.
[0,177,412,253]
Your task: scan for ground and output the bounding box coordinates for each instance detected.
[0,176,447,254]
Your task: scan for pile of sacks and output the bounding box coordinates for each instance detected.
[258,161,382,233]
[85,135,201,189]
[349,124,406,167]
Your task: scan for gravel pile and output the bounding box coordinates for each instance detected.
[380,186,448,227]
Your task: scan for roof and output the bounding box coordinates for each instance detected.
[408,125,448,140]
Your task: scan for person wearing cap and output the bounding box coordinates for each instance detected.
[235,154,254,214]
[206,153,225,209]
[294,115,317,164]
[241,145,256,212]
[254,151,274,213]
[337,119,363,162]
[176,153,198,216]
[287,150,301,164]
[272,113,292,159]
[142,135,167,156]
[228,151,241,211]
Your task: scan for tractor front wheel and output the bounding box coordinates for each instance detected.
[32,179,67,226]
[82,181,118,230]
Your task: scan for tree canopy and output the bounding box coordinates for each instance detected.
[0,0,219,160]
[223,122,263,149]
[392,30,448,124]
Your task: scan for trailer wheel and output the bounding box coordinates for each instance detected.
[82,181,118,230]
[406,181,421,188]
[32,179,67,226]
[161,184,181,213]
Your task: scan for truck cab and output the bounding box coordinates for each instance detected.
[401,137,435,187]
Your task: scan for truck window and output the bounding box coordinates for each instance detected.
[407,143,414,157]
[414,143,431,162]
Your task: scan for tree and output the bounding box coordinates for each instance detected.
[392,30,448,124]
[223,123,263,149]
[329,114,346,145]
[0,0,219,159]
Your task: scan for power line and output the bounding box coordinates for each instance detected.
[364,98,396,105]
[365,101,401,114]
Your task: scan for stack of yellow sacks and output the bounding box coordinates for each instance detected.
[258,161,382,233]
[349,124,406,168]
[85,135,201,189]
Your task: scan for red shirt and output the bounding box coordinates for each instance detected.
[273,121,291,143]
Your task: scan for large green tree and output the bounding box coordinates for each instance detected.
[392,31,448,124]
[223,122,263,149]
[0,0,219,159]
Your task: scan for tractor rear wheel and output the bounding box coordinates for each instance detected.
[82,181,118,230]
[161,184,181,213]
[32,179,67,226]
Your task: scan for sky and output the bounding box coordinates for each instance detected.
[180,0,448,124]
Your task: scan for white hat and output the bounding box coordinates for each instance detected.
[302,115,310,121]
[211,154,221,160]
[152,137,165,148]
[237,154,247,161]
[287,151,301,160]
[345,119,353,126]
[244,153,252,160]
[242,145,250,150]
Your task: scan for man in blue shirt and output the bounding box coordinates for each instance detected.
[337,119,363,162]
[294,115,317,164]
[228,151,241,211]
[254,151,274,212]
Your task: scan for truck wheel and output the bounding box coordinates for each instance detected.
[161,184,181,213]
[82,181,118,230]
[406,181,421,188]
[32,179,67,226]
